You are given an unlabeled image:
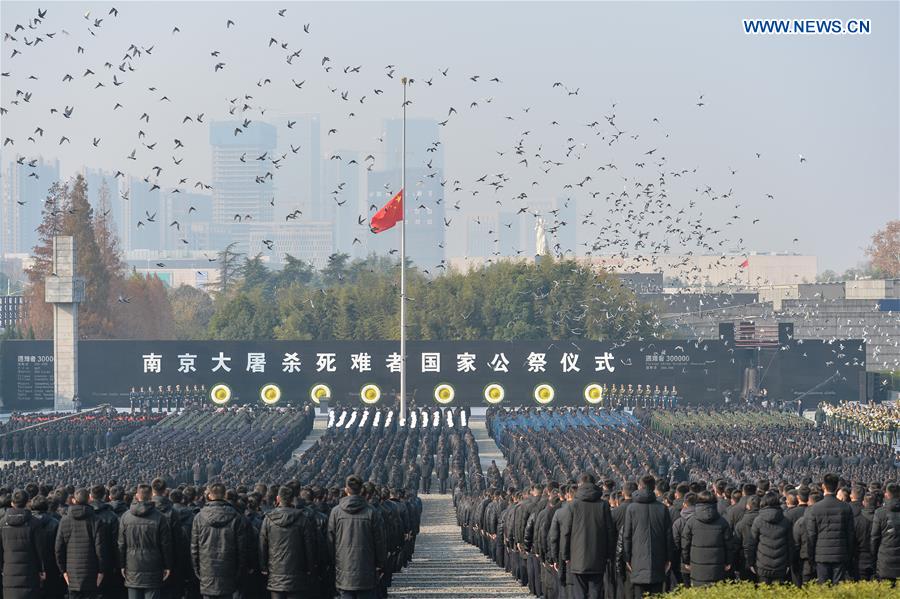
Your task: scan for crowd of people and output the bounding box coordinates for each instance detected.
[0,472,422,599]
[817,401,900,447]
[284,406,485,495]
[0,403,443,599]
[0,406,315,489]
[454,406,900,597]
[0,409,164,461]
[649,407,900,484]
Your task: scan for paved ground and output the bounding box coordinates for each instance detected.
[469,414,507,471]
[389,494,530,599]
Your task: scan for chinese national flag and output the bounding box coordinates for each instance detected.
[739,258,749,268]
[369,189,403,233]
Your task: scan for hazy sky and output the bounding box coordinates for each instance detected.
[2,1,897,271]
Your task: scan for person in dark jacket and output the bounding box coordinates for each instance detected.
[191,483,249,599]
[622,475,673,599]
[0,490,45,599]
[118,484,174,599]
[671,491,697,588]
[871,482,900,582]
[734,495,760,580]
[89,485,123,599]
[30,495,65,599]
[55,489,106,599]
[327,475,386,599]
[558,474,615,599]
[853,492,876,581]
[259,486,318,598]
[748,491,794,584]
[149,479,182,599]
[169,489,198,599]
[682,491,734,587]
[792,492,820,586]
[805,473,855,584]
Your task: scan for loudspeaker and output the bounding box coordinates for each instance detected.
[778,322,794,344]
[719,322,735,343]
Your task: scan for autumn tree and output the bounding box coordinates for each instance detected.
[22,181,69,338]
[22,175,175,340]
[169,285,214,340]
[866,220,900,277]
[112,273,176,339]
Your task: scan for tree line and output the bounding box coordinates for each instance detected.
[10,174,661,342]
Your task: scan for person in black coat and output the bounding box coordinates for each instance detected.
[327,475,387,598]
[0,490,45,599]
[558,474,615,599]
[55,489,106,599]
[682,491,734,587]
[30,495,65,599]
[118,484,174,599]
[191,483,249,599]
[259,486,318,598]
[171,489,199,599]
[734,495,760,580]
[748,491,794,584]
[89,485,124,599]
[871,482,900,582]
[853,492,876,581]
[805,473,855,584]
[622,475,673,599]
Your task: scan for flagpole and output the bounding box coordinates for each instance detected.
[399,77,408,427]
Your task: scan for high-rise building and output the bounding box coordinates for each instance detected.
[3,157,60,254]
[209,121,277,251]
[163,192,213,250]
[465,213,500,258]
[363,118,445,269]
[497,210,522,257]
[82,167,123,242]
[321,150,363,257]
[247,223,333,270]
[366,167,445,270]
[272,114,320,222]
[124,176,163,251]
[383,118,443,172]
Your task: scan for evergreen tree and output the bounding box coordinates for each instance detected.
[213,242,243,295]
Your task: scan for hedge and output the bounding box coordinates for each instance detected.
[651,580,897,598]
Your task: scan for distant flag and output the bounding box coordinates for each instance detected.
[739,258,749,268]
[369,189,403,233]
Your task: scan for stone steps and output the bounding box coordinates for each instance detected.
[468,415,507,471]
[389,494,531,599]
[286,411,329,467]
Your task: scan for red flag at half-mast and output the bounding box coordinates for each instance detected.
[739,258,749,268]
[370,189,403,233]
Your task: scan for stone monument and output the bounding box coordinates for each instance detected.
[44,236,84,411]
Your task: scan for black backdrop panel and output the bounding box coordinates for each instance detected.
[0,338,862,409]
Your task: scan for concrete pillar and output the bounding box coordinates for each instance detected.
[44,237,84,411]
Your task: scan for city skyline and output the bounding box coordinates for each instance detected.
[1,1,897,273]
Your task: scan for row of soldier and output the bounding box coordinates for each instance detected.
[603,384,680,410]
[0,412,162,461]
[457,473,900,599]
[0,475,421,599]
[127,385,208,414]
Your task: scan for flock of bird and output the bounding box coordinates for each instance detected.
[2,5,896,373]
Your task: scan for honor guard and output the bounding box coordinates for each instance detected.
[165,384,173,412]
[129,387,137,414]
